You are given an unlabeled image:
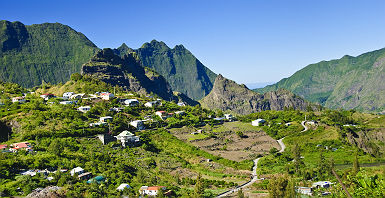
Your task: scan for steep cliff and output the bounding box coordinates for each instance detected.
[81,48,177,101]
[200,74,316,115]
[0,20,98,87]
[114,40,217,100]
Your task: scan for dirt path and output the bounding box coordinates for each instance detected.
[216,121,307,197]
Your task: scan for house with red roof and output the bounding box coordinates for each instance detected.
[10,142,33,152]
[100,92,114,100]
[0,144,8,151]
[139,186,167,196]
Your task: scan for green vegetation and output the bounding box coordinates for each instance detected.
[0,77,250,197]
[256,48,385,113]
[0,20,99,88]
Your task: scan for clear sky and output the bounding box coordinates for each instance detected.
[2,0,385,85]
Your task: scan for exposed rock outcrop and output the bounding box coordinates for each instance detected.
[200,74,316,115]
[346,128,385,157]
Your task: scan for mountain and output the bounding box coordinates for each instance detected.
[114,40,217,100]
[0,20,98,88]
[256,48,385,113]
[200,74,316,115]
[82,48,183,102]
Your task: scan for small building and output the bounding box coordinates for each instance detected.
[312,181,332,188]
[70,167,84,176]
[297,187,312,196]
[78,106,91,113]
[285,122,292,126]
[252,119,266,126]
[155,111,167,119]
[307,120,318,125]
[78,172,92,180]
[100,92,114,100]
[124,99,139,106]
[130,120,145,130]
[177,102,186,107]
[10,142,33,152]
[224,114,234,121]
[109,107,124,112]
[97,134,117,145]
[114,130,140,147]
[145,100,161,108]
[117,183,131,191]
[87,175,105,184]
[90,122,107,127]
[12,96,26,103]
[175,111,185,116]
[70,93,85,100]
[139,186,167,196]
[100,116,113,123]
[59,101,73,105]
[0,144,8,151]
[62,92,74,99]
[40,93,55,100]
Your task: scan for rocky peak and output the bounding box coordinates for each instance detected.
[200,74,316,115]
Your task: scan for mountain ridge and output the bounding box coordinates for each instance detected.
[201,74,317,115]
[256,47,385,113]
[114,39,217,100]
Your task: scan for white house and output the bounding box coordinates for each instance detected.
[175,111,185,116]
[114,130,140,147]
[78,106,91,113]
[70,167,84,176]
[144,100,161,108]
[177,102,186,106]
[124,99,139,106]
[100,116,113,123]
[224,114,234,121]
[70,93,85,100]
[59,101,73,105]
[297,187,312,196]
[130,120,145,130]
[307,120,318,125]
[12,97,26,103]
[117,183,131,191]
[139,186,166,196]
[40,93,55,100]
[62,92,74,99]
[155,111,167,118]
[312,181,332,188]
[100,92,114,100]
[252,119,266,126]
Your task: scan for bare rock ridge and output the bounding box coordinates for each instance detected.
[81,48,196,104]
[200,74,316,115]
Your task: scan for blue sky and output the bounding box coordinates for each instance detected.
[2,0,385,85]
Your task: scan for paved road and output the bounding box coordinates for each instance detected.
[277,137,286,153]
[216,121,309,197]
[301,121,308,132]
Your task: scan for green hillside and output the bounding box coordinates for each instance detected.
[256,48,385,113]
[0,20,98,88]
[115,40,217,100]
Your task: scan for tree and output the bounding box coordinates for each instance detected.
[48,139,64,156]
[236,131,244,138]
[193,173,204,198]
[292,143,304,174]
[237,188,245,198]
[268,174,295,198]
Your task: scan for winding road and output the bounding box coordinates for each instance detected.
[216,121,308,197]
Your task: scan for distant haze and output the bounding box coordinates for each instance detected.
[245,82,275,89]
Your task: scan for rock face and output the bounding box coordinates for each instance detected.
[114,40,217,100]
[26,186,63,198]
[256,48,385,113]
[0,20,98,88]
[81,48,177,101]
[200,74,315,115]
[346,128,385,157]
